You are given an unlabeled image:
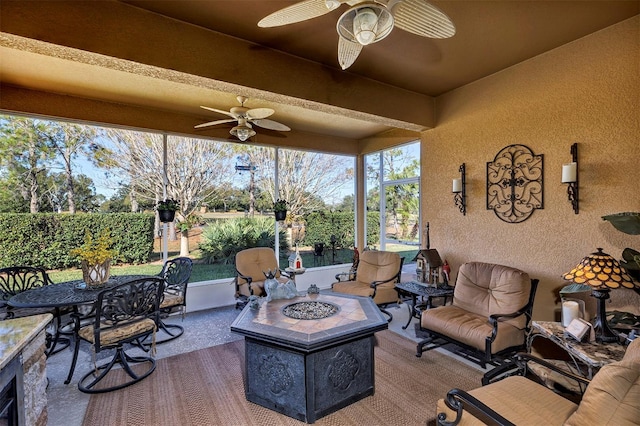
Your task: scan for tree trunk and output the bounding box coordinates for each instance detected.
[29,170,38,213]
[180,230,190,256]
[28,145,39,213]
[65,159,76,214]
[130,188,138,212]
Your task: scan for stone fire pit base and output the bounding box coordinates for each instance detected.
[245,335,374,423]
[231,293,388,423]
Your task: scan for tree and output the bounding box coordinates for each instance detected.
[335,194,354,211]
[244,147,353,218]
[0,116,56,212]
[367,147,420,240]
[97,130,234,255]
[101,184,154,213]
[44,172,104,212]
[42,122,97,213]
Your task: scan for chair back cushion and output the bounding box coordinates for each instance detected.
[453,262,531,329]
[356,251,401,284]
[236,247,280,282]
[564,337,640,425]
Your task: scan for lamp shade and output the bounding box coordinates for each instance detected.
[230,125,256,142]
[337,3,394,46]
[562,248,637,290]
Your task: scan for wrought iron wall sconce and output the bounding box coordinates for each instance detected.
[486,144,544,223]
[452,163,466,215]
[562,143,579,214]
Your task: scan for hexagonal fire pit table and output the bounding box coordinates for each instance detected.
[230,292,388,423]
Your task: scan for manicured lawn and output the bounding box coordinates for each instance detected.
[47,247,417,284]
[47,263,236,284]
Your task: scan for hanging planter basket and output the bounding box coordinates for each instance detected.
[81,259,111,287]
[158,209,176,223]
[275,210,287,221]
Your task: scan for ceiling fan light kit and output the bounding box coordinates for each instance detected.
[230,123,256,142]
[195,95,290,141]
[337,4,394,46]
[258,0,456,70]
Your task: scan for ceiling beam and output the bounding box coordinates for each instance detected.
[0,84,362,155]
[0,0,436,131]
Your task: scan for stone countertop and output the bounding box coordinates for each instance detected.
[0,313,52,370]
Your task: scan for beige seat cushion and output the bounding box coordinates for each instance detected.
[160,293,184,309]
[79,318,156,346]
[421,305,525,353]
[436,376,578,425]
[331,251,401,305]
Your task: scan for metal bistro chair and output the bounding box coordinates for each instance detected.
[75,277,164,393]
[0,266,70,355]
[154,257,193,344]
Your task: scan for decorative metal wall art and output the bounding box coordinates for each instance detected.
[486,144,544,223]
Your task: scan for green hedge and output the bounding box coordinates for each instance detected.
[0,213,154,269]
[301,211,380,249]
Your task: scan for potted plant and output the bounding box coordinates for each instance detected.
[70,229,117,287]
[274,199,288,221]
[157,198,180,223]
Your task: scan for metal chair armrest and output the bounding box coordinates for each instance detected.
[278,269,292,279]
[487,305,529,342]
[370,276,400,288]
[517,353,591,387]
[235,271,253,285]
[335,272,354,282]
[438,388,515,426]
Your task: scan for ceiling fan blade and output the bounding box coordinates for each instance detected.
[246,107,275,120]
[194,119,236,129]
[258,0,342,28]
[252,119,291,132]
[391,0,456,39]
[337,36,363,70]
[200,106,234,117]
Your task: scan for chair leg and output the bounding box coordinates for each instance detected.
[45,309,71,356]
[378,307,393,323]
[78,347,156,394]
[143,319,184,346]
[65,333,82,384]
[416,337,433,358]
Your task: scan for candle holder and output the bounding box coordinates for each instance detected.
[562,143,579,214]
[452,163,466,215]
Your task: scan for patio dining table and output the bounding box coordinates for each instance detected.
[8,274,150,384]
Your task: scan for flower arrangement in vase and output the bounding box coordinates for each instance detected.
[71,229,117,287]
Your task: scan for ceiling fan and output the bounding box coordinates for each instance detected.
[258,0,456,70]
[195,96,291,141]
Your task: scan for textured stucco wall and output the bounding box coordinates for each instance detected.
[421,16,640,321]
